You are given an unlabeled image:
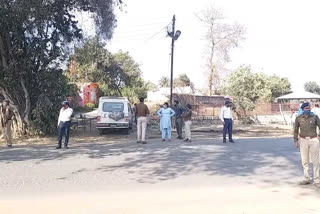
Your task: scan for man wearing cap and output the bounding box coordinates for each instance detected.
[220,100,235,143]
[182,104,192,142]
[57,101,73,149]
[294,102,320,188]
[0,100,14,147]
[136,97,150,144]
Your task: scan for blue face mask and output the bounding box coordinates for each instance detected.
[163,105,167,108]
[303,110,311,115]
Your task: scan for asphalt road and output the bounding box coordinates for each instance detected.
[1,135,320,214]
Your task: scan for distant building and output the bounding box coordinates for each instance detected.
[276,91,320,103]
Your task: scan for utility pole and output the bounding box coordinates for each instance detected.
[170,15,176,107]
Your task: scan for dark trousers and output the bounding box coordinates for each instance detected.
[223,119,233,141]
[176,117,183,138]
[58,121,71,146]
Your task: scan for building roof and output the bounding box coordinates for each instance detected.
[276,91,320,100]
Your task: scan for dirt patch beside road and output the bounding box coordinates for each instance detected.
[0,124,293,147]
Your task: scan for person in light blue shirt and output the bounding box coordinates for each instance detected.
[298,101,304,116]
[157,102,175,141]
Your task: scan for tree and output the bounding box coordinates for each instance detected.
[223,65,292,120]
[267,75,291,101]
[67,38,155,104]
[223,66,271,118]
[197,6,245,95]
[174,73,191,87]
[159,76,170,87]
[304,81,320,94]
[0,0,121,135]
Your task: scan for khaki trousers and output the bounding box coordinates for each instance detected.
[300,137,320,184]
[184,120,192,140]
[2,120,13,146]
[137,117,148,142]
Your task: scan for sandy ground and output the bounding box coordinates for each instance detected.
[1,124,319,214]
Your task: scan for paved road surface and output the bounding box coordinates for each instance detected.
[1,136,320,214]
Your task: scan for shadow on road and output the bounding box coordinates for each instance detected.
[0,136,305,185]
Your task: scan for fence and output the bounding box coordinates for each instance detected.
[191,103,300,118]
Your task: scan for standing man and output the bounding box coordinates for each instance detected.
[312,104,320,118]
[294,102,320,188]
[57,101,73,149]
[173,100,184,140]
[1,100,14,147]
[220,100,235,143]
[136,97,150,144]
[182,104,192,142]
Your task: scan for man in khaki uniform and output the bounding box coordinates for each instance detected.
[1,100,14,147]
[294,102,320,188]
[136,97,150,144]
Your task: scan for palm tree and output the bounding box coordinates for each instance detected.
[158,76,170,87]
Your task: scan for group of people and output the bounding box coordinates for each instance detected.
[135,98,193,144]
[3,97,320,189]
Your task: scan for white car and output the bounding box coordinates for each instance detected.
[96,97,133,135]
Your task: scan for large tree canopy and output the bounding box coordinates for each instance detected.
[68,38,155,104]
[304,81,320,95]
[0,0,121,134]
[223,65,291,118]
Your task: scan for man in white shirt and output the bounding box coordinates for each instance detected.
[312,104,320,118]
[57,101,73,149]
[220,100,234,143]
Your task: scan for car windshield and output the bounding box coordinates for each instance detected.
[103,102,124,112]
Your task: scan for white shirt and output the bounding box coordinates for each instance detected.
[58,107,73,125]
[220,106,233,122]
[312,107,320,118]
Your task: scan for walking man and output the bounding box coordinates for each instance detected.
[182,104,192,142]
[294,102,320,188]
[1,100,14,147]
[173,100,184,140]
[220,100,235,143]
[136,97,150,144]
[57,101,73,149]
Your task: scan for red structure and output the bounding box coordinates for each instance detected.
[81,83,99,105]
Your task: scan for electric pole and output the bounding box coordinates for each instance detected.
[170,15,176,107]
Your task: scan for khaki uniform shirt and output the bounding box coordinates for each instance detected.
[294,114,320,141]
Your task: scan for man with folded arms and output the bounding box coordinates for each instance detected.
[294,102,320,188]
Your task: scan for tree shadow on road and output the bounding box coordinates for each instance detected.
[0,136,313,189]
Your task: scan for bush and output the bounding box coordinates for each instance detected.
[84,103,95,112]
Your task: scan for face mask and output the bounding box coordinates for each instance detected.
[303,110,311,115]
[163,105,167,108]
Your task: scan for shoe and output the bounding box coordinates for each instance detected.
[136,141,142,143]
[229,140,235,143]
[162,139,166,142]
[7,145,12,148]
[223,139,226,143]
[142,141,147,144]
[56,146,62,149]
[314,183,320,188]
[64,145,69,149]
[299,180,311,185]
[176,136,181,139]
[184,139,189,142]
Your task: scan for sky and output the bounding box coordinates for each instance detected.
[101,0,320,92]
